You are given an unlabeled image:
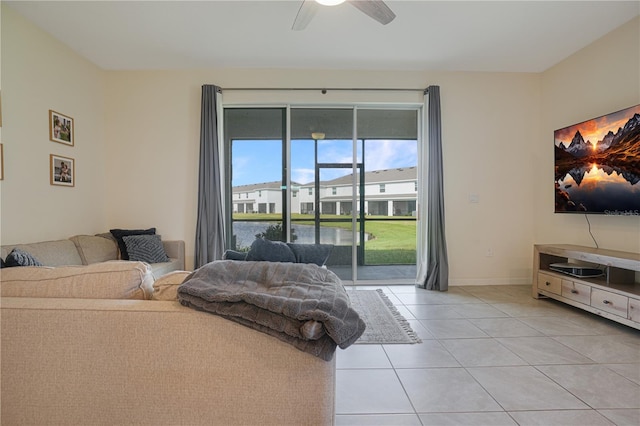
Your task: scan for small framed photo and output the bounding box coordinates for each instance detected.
[49,110,74,146]
[50,154,74,187]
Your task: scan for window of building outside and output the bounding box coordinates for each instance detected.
[414,181,418,191]
[380,184,386,193]
[332,187,337,195]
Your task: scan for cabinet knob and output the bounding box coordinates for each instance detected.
[571,289,578,294]
[602,300,610,305]
[545,281,551,286]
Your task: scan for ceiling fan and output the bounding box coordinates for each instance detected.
[292,0,396,31]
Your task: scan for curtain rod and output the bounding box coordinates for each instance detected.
[220,87,429,95]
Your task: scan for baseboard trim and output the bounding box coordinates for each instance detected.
[448,277,532,286]
[352,277,533,286]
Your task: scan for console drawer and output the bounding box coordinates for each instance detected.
[591,288,628,317]
[538,272,561,295]
[561,280,590,305]
[629,298,640,323]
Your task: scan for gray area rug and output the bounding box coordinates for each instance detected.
[347,289,422,344]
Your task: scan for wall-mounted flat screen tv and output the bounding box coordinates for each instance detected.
[554,104,640,215]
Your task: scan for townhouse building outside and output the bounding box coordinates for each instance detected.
[232,167,417,217]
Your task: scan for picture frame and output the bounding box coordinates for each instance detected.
[49,110,74,146]
[50,154,74,187]
[0,144,4,180]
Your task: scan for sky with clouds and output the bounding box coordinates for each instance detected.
[232,139,417,187]
[554,104,640,147]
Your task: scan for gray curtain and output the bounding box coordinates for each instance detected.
[419,85,449,291]
[194,85,226,268]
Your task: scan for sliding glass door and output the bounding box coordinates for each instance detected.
[291,107,357,281]
[224,105,419,284]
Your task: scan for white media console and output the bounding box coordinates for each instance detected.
[532,244,640,330]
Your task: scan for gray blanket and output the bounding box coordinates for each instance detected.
[177,260,366,361]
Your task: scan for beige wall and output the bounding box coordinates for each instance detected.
[2,5,637,283]
[104,69,540,280]
[1,6,106,244]
[536,16,640,253]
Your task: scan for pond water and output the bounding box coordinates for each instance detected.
[232,221,367,249]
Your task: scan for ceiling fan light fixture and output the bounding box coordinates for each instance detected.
[316,0,346,6]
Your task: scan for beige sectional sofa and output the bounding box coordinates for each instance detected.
[0,236,337,425]
[1,233,185,278]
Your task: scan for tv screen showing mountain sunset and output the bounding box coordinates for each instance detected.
[554,104,640,215]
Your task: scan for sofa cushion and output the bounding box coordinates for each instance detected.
[4,248,43,267]
[1,240,83,266]
[152,270,191,301]
[70,235,118,265]
[0,261,154,300]
[245,238,296,263]
[123,234,169,264]
[287,243,333,266]
[149,258,184,280]
[110,228,156,260]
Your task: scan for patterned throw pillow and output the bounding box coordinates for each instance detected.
[4,248,43,267]
[122,234,169,264]
[110,228,156,260]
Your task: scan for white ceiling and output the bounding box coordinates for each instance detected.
[6,0,639,72]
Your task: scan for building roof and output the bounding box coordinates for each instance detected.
[316,167,417,187]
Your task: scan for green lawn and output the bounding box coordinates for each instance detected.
[233,213,416,265]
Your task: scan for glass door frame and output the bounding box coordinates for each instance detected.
[224,102,423,285]
[287,106,360,282]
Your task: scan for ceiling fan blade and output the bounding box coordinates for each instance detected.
[292,0,319,31]
[349,0,396,25]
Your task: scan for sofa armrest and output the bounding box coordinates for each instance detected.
[162,240,185,270]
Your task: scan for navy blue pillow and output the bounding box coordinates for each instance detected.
[223,250,248,261]
[287,243,333,266]
[246,238,296,263]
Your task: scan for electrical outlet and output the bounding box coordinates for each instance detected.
[485,248,494,257]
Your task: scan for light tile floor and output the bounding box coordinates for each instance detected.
[336,284,640,426]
